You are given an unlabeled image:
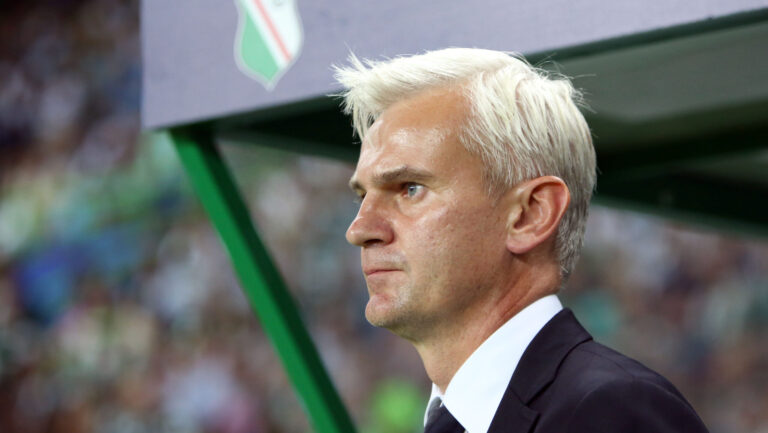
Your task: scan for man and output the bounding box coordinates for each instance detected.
[336,48,708,433]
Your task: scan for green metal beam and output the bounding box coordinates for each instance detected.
[169,128,356,433]
[526,7,768,64]
[596,172,768,238]
[596,126,768,182]
[219,130,358,163]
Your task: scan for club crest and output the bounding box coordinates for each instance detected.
[233,0,303,89]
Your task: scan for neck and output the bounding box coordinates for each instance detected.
[413,265,559,392]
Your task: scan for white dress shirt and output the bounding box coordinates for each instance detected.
[423,295,563,433]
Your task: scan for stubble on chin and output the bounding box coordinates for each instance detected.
[365,292,435,343]
[365,290,410,332]
[364,292,401,328]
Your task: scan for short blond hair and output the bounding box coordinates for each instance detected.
[334,48,596,281]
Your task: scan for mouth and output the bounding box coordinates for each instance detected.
[364,268,400,277]
[362,254,405,278]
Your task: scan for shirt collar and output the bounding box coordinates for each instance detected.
[424,295,563,433]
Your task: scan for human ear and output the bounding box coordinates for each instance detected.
[505,176,570,255]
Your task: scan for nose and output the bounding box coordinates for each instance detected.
[346,197,394,247]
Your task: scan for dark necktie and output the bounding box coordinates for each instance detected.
[424,398,465,433]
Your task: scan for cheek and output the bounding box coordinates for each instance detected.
[407,206,501,273]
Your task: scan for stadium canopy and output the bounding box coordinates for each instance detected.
[142,1,768,431]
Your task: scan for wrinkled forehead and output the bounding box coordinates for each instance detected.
[349,89,483,191]
[363,118,447,152]
[352,120,448,186]
[360,86,469,153]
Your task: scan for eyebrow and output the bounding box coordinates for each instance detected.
[348,165,435,193]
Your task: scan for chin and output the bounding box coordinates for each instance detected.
[364,299,392,327]
[366,297,403,327]
[365,299,423,341]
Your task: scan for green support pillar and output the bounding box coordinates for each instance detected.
[170,128,356,433]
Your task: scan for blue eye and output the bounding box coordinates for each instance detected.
[405,183,424,198]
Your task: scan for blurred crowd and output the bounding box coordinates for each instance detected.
[1,1,766,432]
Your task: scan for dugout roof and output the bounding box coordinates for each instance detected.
[143,0,768,236]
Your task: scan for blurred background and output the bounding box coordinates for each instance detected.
[1,0,767,432]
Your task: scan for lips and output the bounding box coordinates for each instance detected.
[363,267,400,276]
[362,259,405,277]
[362,252,406,277]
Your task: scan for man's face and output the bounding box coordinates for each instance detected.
[346,89,511,340]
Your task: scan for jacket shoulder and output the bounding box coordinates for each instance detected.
[537,341,709,432]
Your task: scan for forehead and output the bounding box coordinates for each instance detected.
[352,88,473,181]
[372,87,469,139]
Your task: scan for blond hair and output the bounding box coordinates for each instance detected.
[334,48,596,281]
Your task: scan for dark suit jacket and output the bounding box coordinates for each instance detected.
[482,309,709,433]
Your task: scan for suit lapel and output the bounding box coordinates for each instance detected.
[487,390,539,433]
[487,309,592,433]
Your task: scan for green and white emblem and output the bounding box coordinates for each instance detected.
[234,0,303,89]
